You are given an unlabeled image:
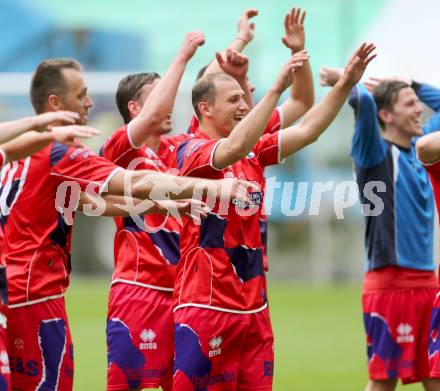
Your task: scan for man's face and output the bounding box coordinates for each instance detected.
[135,78,173,134]
[206,79,249,137]
[59,68,93,125]
[388,87,424,137]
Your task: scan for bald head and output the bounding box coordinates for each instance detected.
[192,73,237,120]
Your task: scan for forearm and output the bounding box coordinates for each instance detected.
[203,38,248,77]
[413,81,440,112]
[281,81,351,158]
[131,55,188,146]
[282,59,314,125]
[416,132,440,164]
[0,116,37,144]
[1,131,53,163]
[236,77,254,109]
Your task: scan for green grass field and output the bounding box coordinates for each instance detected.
[65,278,422,390]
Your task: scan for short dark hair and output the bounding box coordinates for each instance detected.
[116,72,161,124]
[192,73,234,119]
[373,80,411,129]
[30,58,82,114]
[196,63,210,81]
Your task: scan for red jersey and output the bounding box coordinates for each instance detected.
[0,143,120,306]
[188,109,283,271]
[174,128,283,313]
[100,124,183,291]
[425,160,440,221]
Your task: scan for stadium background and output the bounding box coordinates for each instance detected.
[0,0,437,389]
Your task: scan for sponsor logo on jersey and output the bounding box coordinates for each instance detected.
[208,336,223,357]
[139,329,157,350]
[232,191,262,209]
[396,323,414,343]
[246,151,256,159]
[14,338,23,350]
[69,148,93,160]
[186,140,206,158]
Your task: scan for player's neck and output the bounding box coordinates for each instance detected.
[382,126,412,149]
[144,134,161,152]
[198,120,223,140]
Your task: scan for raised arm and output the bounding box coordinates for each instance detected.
[212,55,306,169]
[280,43,376,159]
[0,111,80,144]
[129,31,205,147]
[203,9,258,77]
[320,64,386,168]
[416,131,440,164]
[0,125,99,164]
[279,6,314,126]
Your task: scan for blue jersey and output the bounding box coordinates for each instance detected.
[349,82,440,272]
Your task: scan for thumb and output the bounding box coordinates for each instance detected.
[215,52,224,65]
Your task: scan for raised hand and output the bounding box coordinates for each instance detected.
[179,31,205,62]
[282,6,306,52]
[237,8,258,43]
[272,50,309,93]
[339,43,377,88]
[215,49,249,81]
[51,125,100,147]
[364,75,411,93]
[32,111,80,131]
[319,67,343,87]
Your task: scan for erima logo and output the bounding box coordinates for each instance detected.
[396,323,414,343]
[139,329,158,350]
[209,336,223,357]
[14,338,24,350]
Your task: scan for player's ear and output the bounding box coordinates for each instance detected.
[47,94,62,111]
[198,102,212,118]
[127,100,140,119]
[378,108,392,127]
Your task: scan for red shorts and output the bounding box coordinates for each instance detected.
[7,297,74,391]
[0,304,11,391]
[106,283,174,391]
[173,306,274,391]
[363,287,437,384]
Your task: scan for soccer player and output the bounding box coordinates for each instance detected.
[0,112,98,391]
[2,58,255,391]
[173,43,375,390]
[192,6,315,272]
[100,31,206,391]
[320,67,440,390]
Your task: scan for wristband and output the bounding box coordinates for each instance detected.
[235,36,249,44]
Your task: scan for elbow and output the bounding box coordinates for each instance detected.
[415,137,433,163]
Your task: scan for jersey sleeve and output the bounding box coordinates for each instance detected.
[100,124,143,168]
[349,83,388,168]
[263,108,283,134]
[49,142,122,194]
[253,131,283,168]
[414,82,440,135]
[177,137,223,178]
[0,148,5,168]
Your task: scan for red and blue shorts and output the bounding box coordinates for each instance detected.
[0,303,11,391]
[173,306,274,390]
[106,283,174,391]
[363,287,437,384]
[428,291,440,378]
[7,297,74,391]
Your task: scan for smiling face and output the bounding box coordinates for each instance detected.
[386,87,424,137]
[59,68,93,125]
[200,78,249,137]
